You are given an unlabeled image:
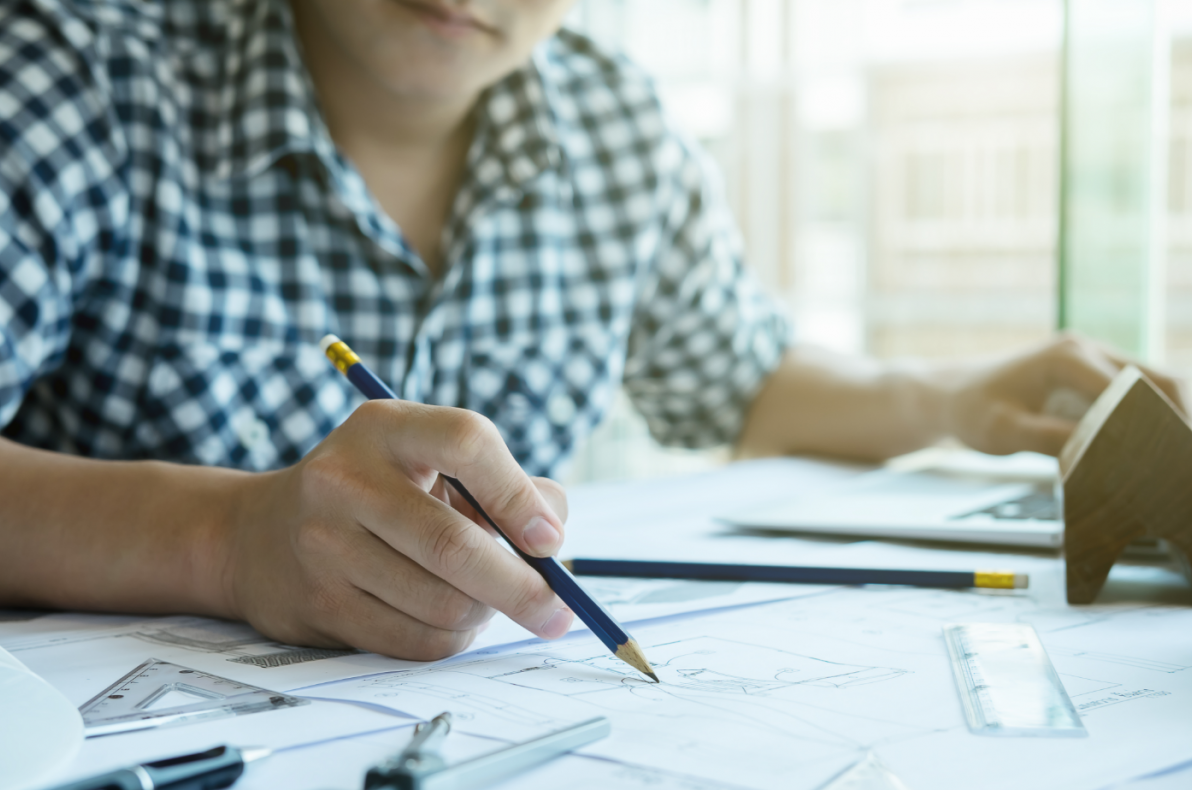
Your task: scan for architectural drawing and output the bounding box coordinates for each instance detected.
[483,636,907,696]
[1057,673,1123,698]
[1056,651,1190,674]
[2,575,821,700]
[366,680,559,728]
[313,586,1192,790]
[339,622,933,789]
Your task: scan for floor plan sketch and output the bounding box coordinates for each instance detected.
[874,588,1036,623]
[321,608,946,789]
[1056,673,1123,698]
[1019,601,1192,637]
[312,587,1192,790]
[1051,650,1190,674]
[364,679,560,728]
[487,636,908,697]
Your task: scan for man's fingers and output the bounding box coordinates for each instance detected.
[1047,338,1121,399]
[997,405,1076,457]
[532,477,568,525]
[441,476,497,536]
[313,584,480,662]
[428,474,454,508]
[315,525,493,632]
[357,478,573,640]
[442,476,568,540]
[1051,336,1186,414]
[371,402,564,557]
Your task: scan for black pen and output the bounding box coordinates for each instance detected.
[47,745,270,790]
[321,334,659,682]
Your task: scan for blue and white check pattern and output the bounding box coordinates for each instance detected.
[0,0,789,479]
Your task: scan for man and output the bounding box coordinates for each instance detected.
[0,0,1180,661]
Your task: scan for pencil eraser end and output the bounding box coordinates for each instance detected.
[1013,573,1029,589]
[319,334,341,354]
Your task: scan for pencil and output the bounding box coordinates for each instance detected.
[320,335,659,682]
[562,558,1029,590]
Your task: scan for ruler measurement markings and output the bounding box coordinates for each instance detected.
[944,623,1086,738]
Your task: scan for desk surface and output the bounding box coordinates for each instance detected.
[6,457,1192,790]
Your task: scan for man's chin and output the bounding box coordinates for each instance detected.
[367,39,507,103]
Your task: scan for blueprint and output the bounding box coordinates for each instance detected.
[0,575,817,698]
[231,720,752,790]
[8,455,1192,790]
[306,586,1192,790]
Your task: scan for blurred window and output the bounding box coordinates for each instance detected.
[564,0,1188,484]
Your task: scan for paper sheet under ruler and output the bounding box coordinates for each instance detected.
[304,586,1192,790]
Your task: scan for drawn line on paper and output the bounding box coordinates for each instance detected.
[1059,673,1122,698]
[368,681,557,727]
[1047,646,1192,674]
[361,634,922,753]
[1077,689,1171,712]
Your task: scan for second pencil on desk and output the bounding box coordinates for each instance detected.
[563,559,1028,589]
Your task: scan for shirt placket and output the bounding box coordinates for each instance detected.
[319,144,439,400]
[410,128,558,409]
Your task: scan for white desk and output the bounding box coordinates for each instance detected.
[6,458,1192,790]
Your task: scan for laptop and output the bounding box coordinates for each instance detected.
[718,450,1065,548]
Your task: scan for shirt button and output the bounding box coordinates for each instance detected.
[237,416,271,451]
[547,393,576,425]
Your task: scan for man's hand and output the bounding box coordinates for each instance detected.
[943,334,1185,457]
[0,402,572,663]
[738,333,1185,462]
[221,400,574,662]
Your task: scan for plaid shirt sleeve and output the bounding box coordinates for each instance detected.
[0,4,127,428]
[623,133,791,449]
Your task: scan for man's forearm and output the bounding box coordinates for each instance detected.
[0,437,246,616]
[736,347,954,462]
[737,336,1186,462]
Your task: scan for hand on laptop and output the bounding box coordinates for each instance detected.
[738,332,1183,463]
[944,333,1184,457]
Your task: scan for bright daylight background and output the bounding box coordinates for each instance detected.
[560,0,1192,484]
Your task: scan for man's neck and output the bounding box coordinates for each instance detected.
[290,3,481,274]
[293,6,476,157]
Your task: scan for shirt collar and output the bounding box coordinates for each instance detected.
[466,46,565,200]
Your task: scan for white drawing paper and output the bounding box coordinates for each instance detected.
[0,576,823,697]
[305,586,1192,790]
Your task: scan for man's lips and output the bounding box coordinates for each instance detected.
[392,0,496,35]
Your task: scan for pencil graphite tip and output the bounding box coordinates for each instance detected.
[615,639,659,683]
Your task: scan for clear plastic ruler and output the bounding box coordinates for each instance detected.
[80,657,308,737]
[943,623,1086,737]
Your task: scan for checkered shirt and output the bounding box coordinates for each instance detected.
[0,0,790,479]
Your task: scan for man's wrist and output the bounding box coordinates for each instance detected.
[160,463,260,621]
[889,360,967,449]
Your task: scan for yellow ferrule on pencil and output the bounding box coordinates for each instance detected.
[974,571,1016,589]
[324,340,361,375]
